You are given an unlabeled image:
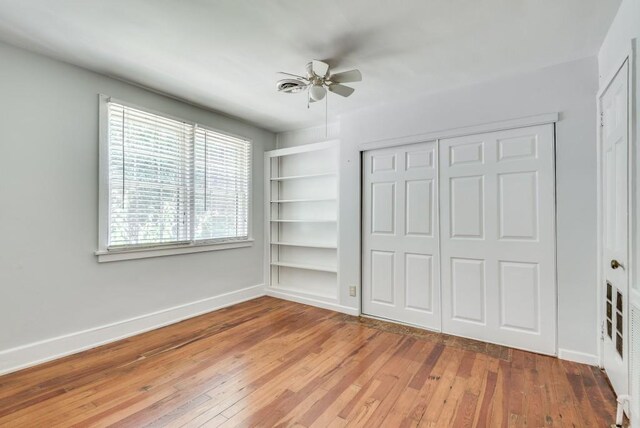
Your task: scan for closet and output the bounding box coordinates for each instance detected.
[362,124,557,355]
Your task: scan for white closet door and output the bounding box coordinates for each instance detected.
[439,125,556,355]
[362,141,441,330]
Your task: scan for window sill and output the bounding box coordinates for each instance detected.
[95,239,254,263]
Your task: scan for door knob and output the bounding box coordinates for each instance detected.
[611,259,624,270]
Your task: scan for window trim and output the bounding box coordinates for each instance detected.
[96,94,254,262]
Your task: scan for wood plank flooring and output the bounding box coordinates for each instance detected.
[0,296,617,427]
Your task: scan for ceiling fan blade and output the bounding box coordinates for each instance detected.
[328,84,355,97]
[329,69,362,84]
[277,71,308,81]
[311,60,329,78]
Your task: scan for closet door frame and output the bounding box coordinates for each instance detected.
[357,112,559,345]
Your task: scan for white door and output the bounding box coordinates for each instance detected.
[439,125,556,355]
[601,61,629,397]
[362,142,441,330]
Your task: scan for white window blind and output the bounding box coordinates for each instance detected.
[106,101,251,249]
[194,127,251,242]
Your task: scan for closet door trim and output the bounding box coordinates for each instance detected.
[358,113,558,153]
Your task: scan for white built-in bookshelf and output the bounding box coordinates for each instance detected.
[264,140,339,303]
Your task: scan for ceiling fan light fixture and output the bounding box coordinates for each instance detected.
[309,84,326,101]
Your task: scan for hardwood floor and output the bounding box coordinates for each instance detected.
[0,296,617,427]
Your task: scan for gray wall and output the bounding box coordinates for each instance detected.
[334,57,600,360]
[0,42,275,352]
[276,122,340,148]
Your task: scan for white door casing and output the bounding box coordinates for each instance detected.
[439,125,557,355]
[362,141,441,330]
[600,60,629,397]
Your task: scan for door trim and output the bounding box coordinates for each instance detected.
[357,113,559,152]
[596,49,634,371]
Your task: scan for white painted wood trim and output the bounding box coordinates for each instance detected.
[96,239,254,262]
[631,39,639,425]
[596,91,603,369]
[357,113,559,152]
[270,172,337,181]
[98,94,110,252]
[270,261,338,273]
[102,95,253,143]
[336,148,343,307]
[265,288,359,316]
[558,348,600,366]
[551,124,560,358]
[0,284,265,375]
[271,241,337,249]
[264,154,272,291]
[266,140,339,158]
[598,43,635,99]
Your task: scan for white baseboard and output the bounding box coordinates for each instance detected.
[558,348,600,366]
[0,284,265,376]
[265,288,359,316]
[0,286,603,377]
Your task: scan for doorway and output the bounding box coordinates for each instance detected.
[600,59,630,397]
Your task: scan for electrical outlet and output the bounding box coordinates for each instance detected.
[349,286,357,297]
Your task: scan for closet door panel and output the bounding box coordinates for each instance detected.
[362,141,441,330]
[439,124,556,355]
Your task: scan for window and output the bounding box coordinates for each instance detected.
[98,96,252,260]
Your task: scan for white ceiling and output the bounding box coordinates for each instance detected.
[0,0,620,132]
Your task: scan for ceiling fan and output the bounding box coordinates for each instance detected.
[276,60,362,104]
